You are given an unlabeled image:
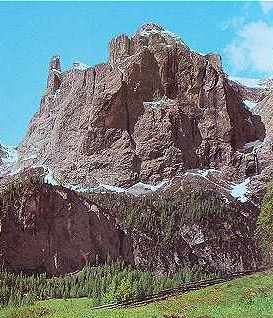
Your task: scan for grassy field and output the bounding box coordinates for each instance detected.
[1,270,273,318]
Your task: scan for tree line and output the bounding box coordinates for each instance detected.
[0,262,216,308]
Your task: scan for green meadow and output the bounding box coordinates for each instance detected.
[1,269,273,318]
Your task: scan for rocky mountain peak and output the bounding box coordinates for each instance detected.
[205,53,222,72]
[47,55,62,95]
[1,23,270,191]
[49,55,61,71]
[109,34,131,65]
[137,23,165,33]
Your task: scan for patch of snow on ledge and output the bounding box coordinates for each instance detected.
[44,168,59,186]
[143,100,164,109]
[230,178,250,203]
[243,140,263,151]
[100,184,126,193]
[69,184,92,193]
[244,100,257,110]
[127,180,169,194]
[143,97,176,109]
[69,180,169,195]
[72,62,90,71]
[138,28,189,47]
[184,169,219,179]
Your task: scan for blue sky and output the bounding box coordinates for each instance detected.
[1,1,273,145]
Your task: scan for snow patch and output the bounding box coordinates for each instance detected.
[174,252,180,264]
[183,169,250,204]
[244,100,257,110]
[133,82,140,92]
[69,170,251,204]
[69,184,94,193]
[72,62,90,71]
[53,89,61,100]
[69,180,169,195]
[52,69,61,75]
[143,100,164,109]
[186,169,251,203]
[127,180,169,194]
[143,97,176,109]
[197,169,218,178]
[184,169,219,179]
[243,140,263,151]
[44,168,59,186]
[100,184,126,193]
[230,178,250,203]
[139,28,188,47]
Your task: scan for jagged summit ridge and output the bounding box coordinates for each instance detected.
[137,23,165,32]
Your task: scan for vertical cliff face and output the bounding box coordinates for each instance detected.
[242,88,273,200]
[17,23,265,188]
[255,90,273,138]
[0,183,133,275]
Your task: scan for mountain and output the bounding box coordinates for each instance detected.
[1,23,273,276]
[13,23,266,188]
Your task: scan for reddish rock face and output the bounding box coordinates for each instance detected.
[17,24,265,188]
[47,55,62,95]
[0,183,133,275]
[255,91,273,138]
[0,176,260,275]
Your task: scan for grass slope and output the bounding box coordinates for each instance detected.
[1,270,273,318]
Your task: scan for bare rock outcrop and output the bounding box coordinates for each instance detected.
[0,182,133,275]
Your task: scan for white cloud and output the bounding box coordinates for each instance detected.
[260,1,273,14]
[225,21,273,74]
